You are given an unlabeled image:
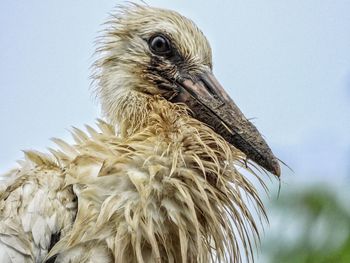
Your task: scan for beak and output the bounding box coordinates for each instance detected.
[172,71,280,177]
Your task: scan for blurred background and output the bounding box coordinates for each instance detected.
[1,1,349,262]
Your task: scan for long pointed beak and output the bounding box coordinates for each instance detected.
[173,71,280,177]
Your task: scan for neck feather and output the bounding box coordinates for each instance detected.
[48,92,266,263]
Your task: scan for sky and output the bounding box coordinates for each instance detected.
[1,0,350,188]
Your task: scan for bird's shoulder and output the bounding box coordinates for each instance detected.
[0,153,77,262]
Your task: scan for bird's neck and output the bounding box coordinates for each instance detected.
[102,90,186,138]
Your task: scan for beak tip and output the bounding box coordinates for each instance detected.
[270,158,281,177]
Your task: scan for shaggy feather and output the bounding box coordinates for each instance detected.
[42,98,267,263]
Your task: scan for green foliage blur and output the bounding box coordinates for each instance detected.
[260,184,350,263]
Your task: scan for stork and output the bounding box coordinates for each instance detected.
[0,4,280,263]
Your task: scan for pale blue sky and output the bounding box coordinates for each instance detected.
[1,0,350,185]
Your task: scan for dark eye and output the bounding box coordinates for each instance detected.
[149,35,172,56]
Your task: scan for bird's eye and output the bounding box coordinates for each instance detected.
[149,35,172,56]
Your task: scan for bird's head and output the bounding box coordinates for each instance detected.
[94,4,280,176]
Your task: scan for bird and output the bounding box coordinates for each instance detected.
[0,4,280,263]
